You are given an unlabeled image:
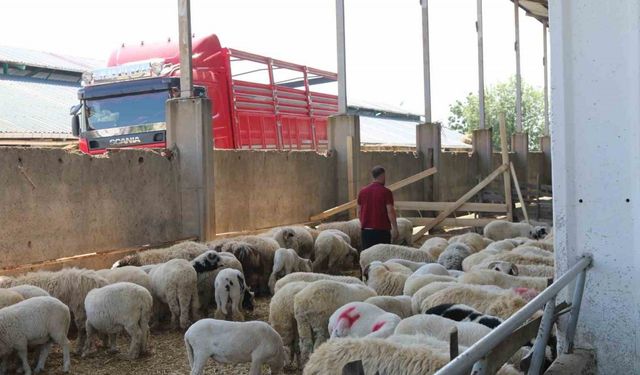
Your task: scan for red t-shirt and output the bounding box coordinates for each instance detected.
[357,182,394,230]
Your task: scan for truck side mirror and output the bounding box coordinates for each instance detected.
[71,114,80,137]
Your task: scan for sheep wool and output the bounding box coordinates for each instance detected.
[268,248,313,294]
[364,295,413,319]
[394,314,492,347]
[403,274,457,296]
[449,232,492,252]
[294,281,376,364]
[421,284,527,319]
[269,281,310,369]
[384,259,427,272]
[273,272,363,293]
[268,226,315,259]
[214,268,254,321]
[328,302,401,339]
[418,237,449,259]
[461,269,550,292]
[148,259,200,330]
[312,230,359,273]
[483,220,548,241]
[364,262,409,296]
[112,241,209,268]
[83,282,153,359]
[317,218,361,249]
[0,289,23,309]
[360,244,435,270]
[394,218,414,246]
[411,281,460,314]
[96,266,153,292]
[6,285,49,300]
[437,243,472,270]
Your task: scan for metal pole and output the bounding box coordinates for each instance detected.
[336,0,347,114]
[527,297,556,375]
[421,0,432,123]
[543,22,550,136]
[476,0,486,129]
[565,268,587,354]
[178,0,193,98]
[514,0,523,132]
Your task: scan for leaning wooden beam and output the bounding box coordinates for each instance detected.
[310,167,438,221]
[510,162,530,223]
[499,113,514,221]
[396,201,507,213]
[412,163,509,241]
[406,217,495,227]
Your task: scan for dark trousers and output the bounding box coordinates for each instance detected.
[361,229,391,250]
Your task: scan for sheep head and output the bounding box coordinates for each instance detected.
[530,226,548,240]
[487,261,519,276]
[192,251,223,273]
[112,254,141,268]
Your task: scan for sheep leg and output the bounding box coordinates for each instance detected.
[107,334,119,354]
[50,331,71,373]
[139,313,150,355]
[296,319,314,366]
[231,302,245,322]
[189,287,201,322]
[74,314,87,355]
[312,253,327,273]
[125,323,142,359]
[166,289,181,330]
[189,350,208,375]
[248,359,263,375]
[0,357,6,375]
[177,288,193,330]
[15,346,31,375]
[34,342,51,373]
[327,257,340,274]
[81,321,95,357]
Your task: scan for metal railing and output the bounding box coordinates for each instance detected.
[433,255,592,375]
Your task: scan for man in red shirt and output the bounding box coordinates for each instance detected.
[357,166,398,250]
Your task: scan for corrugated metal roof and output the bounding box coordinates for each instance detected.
[360,117,472,149]
[0,45,103,73]
[0,75,78,137]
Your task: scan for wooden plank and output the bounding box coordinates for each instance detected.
[310,167,438,221]
[395,201,507,213]
[510,162,530,223]
[499,113,514,221]
[412,164,508,241]
[346,136,356,219]
[406,217,495,227]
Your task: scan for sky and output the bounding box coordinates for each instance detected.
[0,0,547,125]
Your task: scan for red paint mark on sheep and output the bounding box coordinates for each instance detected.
[338,306,361,328]
[371,321,386,332]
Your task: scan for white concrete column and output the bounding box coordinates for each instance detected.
[513,0,522,132]
[542,22,549,136]
[476,0,486,129]
[335,0,347,114]
[421,0,431,123]
[550,1,640,372]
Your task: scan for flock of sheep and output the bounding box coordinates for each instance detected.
[0,217,552,375]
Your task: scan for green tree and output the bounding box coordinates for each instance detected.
[447,77,545,150]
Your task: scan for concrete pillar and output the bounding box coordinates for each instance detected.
[417,123,441,202]
[550,1,640,372]
[472,128,493,178]
[540,135,551,185]
[511,132,528,190]
[328,114,360,216]
[166,97,216,241]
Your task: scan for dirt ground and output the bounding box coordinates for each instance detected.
[40,297,299,375]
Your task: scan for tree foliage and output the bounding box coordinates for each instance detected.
[447,77,545,150]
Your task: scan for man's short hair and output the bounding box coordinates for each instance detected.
[371,166,386,179]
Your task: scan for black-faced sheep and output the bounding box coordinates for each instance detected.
[268,248,313,293]
[83,282,153,359]
[214,268,254,321]
[192,250,241,315]
[294,280,376,364]
[0,296,71,375]
[423,303,504,329]
[184,319,285,375]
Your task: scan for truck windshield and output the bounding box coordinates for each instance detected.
[86,91,168,130]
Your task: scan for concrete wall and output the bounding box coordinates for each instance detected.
[438,151,479,201]
[357,151,424,202]
[0,148,181,269]
[527,152,545,186]
[214,150,337,233]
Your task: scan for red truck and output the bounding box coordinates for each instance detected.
[70,34,339,154]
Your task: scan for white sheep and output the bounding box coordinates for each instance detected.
[148,259,200,329]
[360,244,435,270]
[512,246,554,258]
[449,232,492,252]
[461,269,550,291]
[364,295,413,319]
[475,260,521,276]
[0,296,70,375]
[505,263,554,278]
[437,243,472,270]
[0,289,23,309]
[419,237,449,259]
[420,283,529,319]
[112,241,209,267]
[6,285,49,299]
[411,263,451,277]
[312,230,359,273]
[273,272,364,293]
[394,217,414,246]
[0,268,108,353]
[523,240,554,252]
[317,218,361,249]
[363,262,409,296]
[329,302,401,339]
[96,266,152,292]
[184,319,285,375]
[485,239,519,252]
[191,250,240,315]
[384,258,427,272]
[268,226,315,259]
[448,270,466,278]
[294,280,376,364]
[269,281,309,369]
[483,220,548,241]
[487,251,555,267]
[411,281,460,314]
[462,247,507,272]
[394,314,492,347]
[83,282,153,359]
[214,268,254,321]
[268,248,313,294]
[403,274,457,296]
[380,261,413,275]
